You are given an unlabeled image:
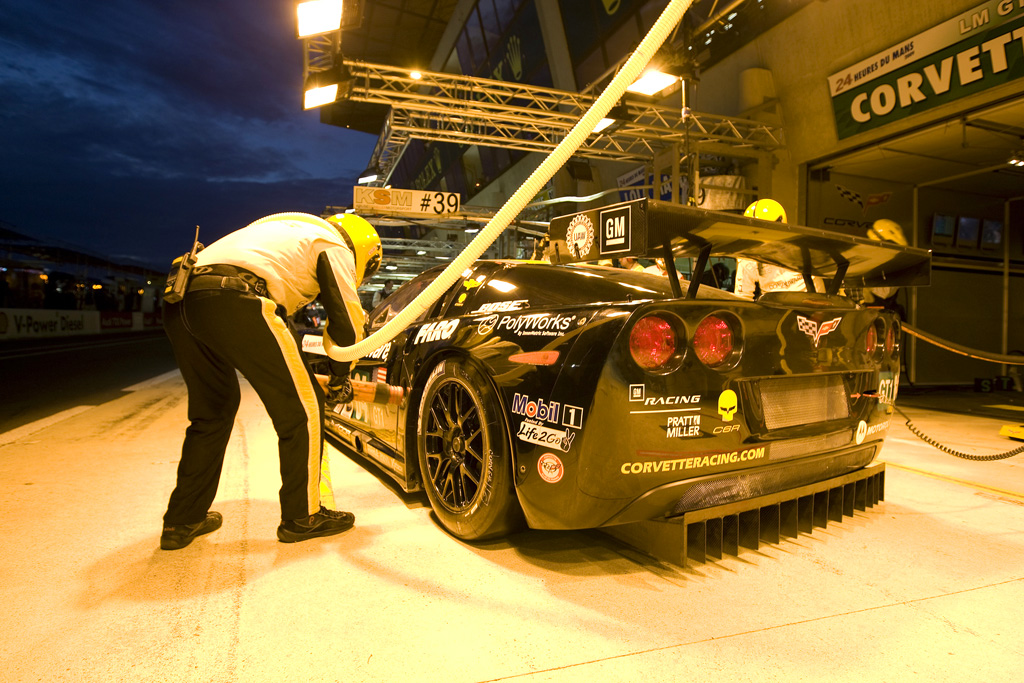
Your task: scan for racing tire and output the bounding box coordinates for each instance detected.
[417,358,523,541]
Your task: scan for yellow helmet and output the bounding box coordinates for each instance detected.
[869,218,907,246]
[326,213,382,285]
[744,199,788,223]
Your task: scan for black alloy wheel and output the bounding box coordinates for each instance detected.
[417,358,523,540]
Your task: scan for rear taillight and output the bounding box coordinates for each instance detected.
[886,320,900,357]
[694,315,735,367]
[865,322,878,355]
[629,315,679,371]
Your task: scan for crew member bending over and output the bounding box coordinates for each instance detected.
[160,212,381,549]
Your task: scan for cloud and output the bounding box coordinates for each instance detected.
[0,0,375,269]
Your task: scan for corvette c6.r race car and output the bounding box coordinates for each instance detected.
[302,199,931,542]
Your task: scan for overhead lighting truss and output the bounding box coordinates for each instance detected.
[302,47,784,185]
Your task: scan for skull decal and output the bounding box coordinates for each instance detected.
[718,389,738,422]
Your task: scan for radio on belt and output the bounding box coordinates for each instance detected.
[163,225,203,304]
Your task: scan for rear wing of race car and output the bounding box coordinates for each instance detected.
[544,198,931,298]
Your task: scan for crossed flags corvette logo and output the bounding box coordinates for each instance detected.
[796,315,842,348]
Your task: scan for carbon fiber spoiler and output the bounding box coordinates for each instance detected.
[544,198,931,297]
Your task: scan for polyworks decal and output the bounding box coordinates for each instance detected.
[537,453,564,483]
[599,205,630,255]
[517,422,575,452]
[414,319,459,344]
[476,314,498,336]
[565,214,594,259]
[796,315,842,348]
[478,312,577,338]
[621,446,767,475]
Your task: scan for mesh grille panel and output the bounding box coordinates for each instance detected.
[760,375,848,429]
[769,431,852,461]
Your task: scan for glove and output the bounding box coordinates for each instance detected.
[327,376,354,404]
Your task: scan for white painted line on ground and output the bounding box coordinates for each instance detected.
[985,404,1024,413]
[123,369,181,392]
[0,405,93,446]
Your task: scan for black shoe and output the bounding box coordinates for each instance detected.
[160,511,223,550]
[277,507,355,543]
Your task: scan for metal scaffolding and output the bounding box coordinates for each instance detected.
[307,54,783,188]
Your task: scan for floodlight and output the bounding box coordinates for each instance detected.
[1009,151,1024,167]
[627,69,679,96]
[358,164,380,184]
[591,103,630,134]
[297,0,343,38]
[303,62,353,109]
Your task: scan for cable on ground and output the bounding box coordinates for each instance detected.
[894,405,1024,461]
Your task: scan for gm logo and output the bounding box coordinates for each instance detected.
[599,206,630,255]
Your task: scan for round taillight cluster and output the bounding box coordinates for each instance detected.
[866,317,900,359]
[629,312,739,372]
[865,322,878,355]
[629,315,679,371]
[694,315,735,367]
[885,320,900,357]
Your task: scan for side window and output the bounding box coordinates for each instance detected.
[367,275,437,331]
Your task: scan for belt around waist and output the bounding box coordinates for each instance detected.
[187,264,269,298]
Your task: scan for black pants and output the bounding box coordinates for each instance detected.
[163,289,326,524]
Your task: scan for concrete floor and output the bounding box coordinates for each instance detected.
[2,373,1023,682]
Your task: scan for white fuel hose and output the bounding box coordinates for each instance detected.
[327,0,694,362]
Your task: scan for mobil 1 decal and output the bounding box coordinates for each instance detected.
[599,205,630,255]
[512,392,584,453]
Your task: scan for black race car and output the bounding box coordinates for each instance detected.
[303,199,930,541]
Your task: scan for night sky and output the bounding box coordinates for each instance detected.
[0,0,376,271]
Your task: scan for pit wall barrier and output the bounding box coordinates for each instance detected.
[0,308,162,340]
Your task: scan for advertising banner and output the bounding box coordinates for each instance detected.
[0,309,96,339]
[0,309,154,339]
[616,165,650,202]
[352,187,461,216]
[829,0,1024,139]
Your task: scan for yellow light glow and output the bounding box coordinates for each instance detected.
[626,70,678,96]
[304,83,339,109]
[297,0,343,38]
[92,284,103,290]
[593,117,615,133]
[39,273,49,281]
[410,70,423,80]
